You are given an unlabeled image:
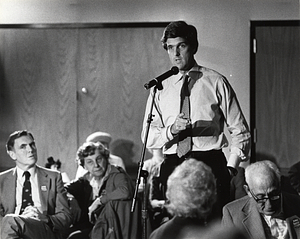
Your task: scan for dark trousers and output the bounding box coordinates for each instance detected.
[160,150,231,221]
[1,214,60,239]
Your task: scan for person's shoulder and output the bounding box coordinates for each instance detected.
[224,195,249,210]
[0,167,15,178]
[202,224,248,239]
[199,65,231,87]
[200,66,224,78]
[36,165,60,177]
[109,164,128,176]
[149,217,175,239]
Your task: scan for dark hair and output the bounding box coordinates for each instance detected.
[161,21,198,53]
[76,142,110,167]
[45,156,61,169]
[6,130,34,152]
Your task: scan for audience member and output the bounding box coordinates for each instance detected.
[45,156,70,184]
[75,131,126,179]
[149,158,216,239]
[0,130,72,239]
[138,148,167,231]
[288,161,300,195]
[141,20,251,219]
[65,141,138,239]
[222,160,300,239]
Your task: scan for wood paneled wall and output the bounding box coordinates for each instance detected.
[0,24,170,179]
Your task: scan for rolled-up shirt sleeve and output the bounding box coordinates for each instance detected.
[218,77,251,161]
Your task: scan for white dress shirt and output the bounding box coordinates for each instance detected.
[142,63,251,160]
[15,166,42,214]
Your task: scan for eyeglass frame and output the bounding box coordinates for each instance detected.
[244,185,281,204]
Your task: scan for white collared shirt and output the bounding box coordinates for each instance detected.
[15,166,42,214]
[141,63,251,159]
[263,214,288,239]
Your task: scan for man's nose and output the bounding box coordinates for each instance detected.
[175,47,180,56]
[27,145,34,152]
[264,198,275,209]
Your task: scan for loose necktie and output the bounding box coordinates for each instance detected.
[20,171,34,214]
[176,75,192,158]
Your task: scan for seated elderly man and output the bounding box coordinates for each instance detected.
[65,142,138,239]
[222,160,300,239]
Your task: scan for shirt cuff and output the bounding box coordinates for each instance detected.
[166,125,175,141]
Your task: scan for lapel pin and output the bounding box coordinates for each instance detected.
[292,217,300,228]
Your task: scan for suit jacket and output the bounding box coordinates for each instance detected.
[222,192,300,239]
[0,165,72,232]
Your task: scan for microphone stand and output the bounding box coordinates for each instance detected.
[131,81,163,239]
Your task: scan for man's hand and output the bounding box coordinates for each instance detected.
[21,206,48,222]
[150,199,165,209]
[171,113,191,135]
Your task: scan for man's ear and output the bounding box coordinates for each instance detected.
[7,150,17,161]
[243,185,251,197]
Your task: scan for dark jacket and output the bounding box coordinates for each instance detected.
[65,165,136,238]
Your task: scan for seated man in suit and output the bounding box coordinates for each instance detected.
[66,141,138,239]
[0,130,72,239]
[222,160,300,239]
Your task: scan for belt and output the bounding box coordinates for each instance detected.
[164,149,222,159]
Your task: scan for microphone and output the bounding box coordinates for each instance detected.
[144,66,179,90]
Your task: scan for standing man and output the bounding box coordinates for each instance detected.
[141,21,251,218]
[0,130,72,239]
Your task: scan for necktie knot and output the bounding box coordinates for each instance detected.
[181,75,190,98]
[23,171,31,180]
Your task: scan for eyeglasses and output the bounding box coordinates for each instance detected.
[246,185,281,204]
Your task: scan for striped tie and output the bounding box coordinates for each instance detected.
[176,75,192,158]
